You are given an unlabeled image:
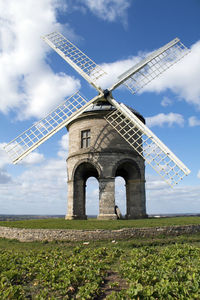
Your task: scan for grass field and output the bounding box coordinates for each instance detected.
[0,216,199,230]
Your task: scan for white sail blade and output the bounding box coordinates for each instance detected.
[110,38,190,94]
[4,92,100,164]
[42,32,106,93]
[105,99,190,187]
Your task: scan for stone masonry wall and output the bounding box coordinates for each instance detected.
[66,109,146,220]
[0,225,199,242]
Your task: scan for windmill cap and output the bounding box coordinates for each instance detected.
[84,100,145,124]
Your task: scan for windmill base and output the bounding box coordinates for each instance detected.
[97,214,118,220]
[126,214,148,220]
[65,215,87,220]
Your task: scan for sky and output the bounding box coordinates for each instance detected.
[0,0,200,216]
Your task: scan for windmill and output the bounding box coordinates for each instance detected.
[4,32,190,192]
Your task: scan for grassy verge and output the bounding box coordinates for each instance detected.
[0,216,199,230]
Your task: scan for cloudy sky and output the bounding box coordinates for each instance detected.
[0,0,200,216]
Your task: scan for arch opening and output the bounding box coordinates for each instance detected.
[74,162,99,182]
[86,177,99,217]
[115,160,141,180]
[115,176,126,216]
[114,159,145,219]
[72,162,99,219]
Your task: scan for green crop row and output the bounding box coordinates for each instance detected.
[0,240,200,299]
[109,244,200,299]
[0,246,122,299]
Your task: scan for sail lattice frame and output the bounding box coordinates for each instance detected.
[43,32,106,92]
[105,99,190,187]
[111,38,190,95]
[4,91,95,164]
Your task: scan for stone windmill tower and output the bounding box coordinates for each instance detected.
[66,102,146,220]
[4,32,191,220]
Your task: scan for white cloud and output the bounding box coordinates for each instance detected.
[57,133,69,158]
[97,56,141,90]
[0,0,80,119]
[59,133,69,151]
[115,176,126,215]
[161,96,173,107]
[1,142,44,167]
[79,0,130,26]
[145,174,169,190]
[146,113,184,128]
[21,71,80,119]
[0,133,69,214]
[19,158,67,191]
[86,177,99,215]
[143,41,200,109]
[146,174,200,214]
[188,116,200,127]
[0,158,67,214]
[0,169,12,184]
[19,152,45,165]
[0,143,11,168]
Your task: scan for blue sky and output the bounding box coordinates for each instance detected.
[0,0,200,216]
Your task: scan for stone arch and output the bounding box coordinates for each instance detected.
[70,161,100,219]
[114,159,146,219]
[112,158,141,180]
[70,158,102,181]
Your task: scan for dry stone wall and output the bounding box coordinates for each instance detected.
[0,225,199,242]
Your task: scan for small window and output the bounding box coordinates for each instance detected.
[81,129,91,148]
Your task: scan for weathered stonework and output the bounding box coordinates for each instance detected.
[65,103,147,220]
[0,225,199,242]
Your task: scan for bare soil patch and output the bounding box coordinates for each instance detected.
[97,271,128,299]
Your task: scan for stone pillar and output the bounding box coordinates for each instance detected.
[98,177,117,220]
[126,179,146,219]
[65,179,87,220]
[65,180,74,219]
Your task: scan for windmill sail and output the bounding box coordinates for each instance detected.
[4,32,191,186]
[4,92,100,164]
[42,32,106,93]
[110,38,190,94]
[106,98,190,187]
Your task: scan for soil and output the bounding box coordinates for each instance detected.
[97,271,128,299]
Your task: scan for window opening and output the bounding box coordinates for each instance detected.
[81,129,90,148]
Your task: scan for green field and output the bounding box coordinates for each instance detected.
[0,233,200,299]
[0,216,200,230]
[0,217,200,298]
